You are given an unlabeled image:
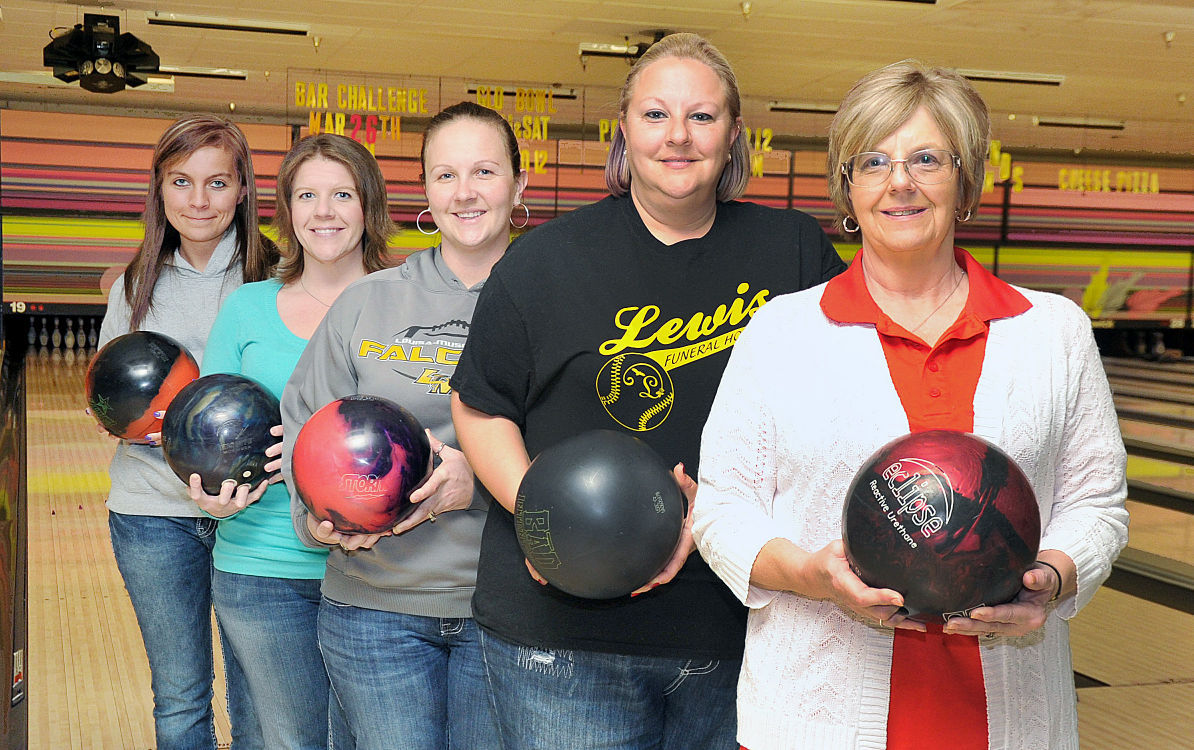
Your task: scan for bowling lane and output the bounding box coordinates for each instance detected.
[1120,418,1194,449]
[1071,587,1194,749]
[1116,394,1194,420]
[1119,417,1194,567]
[26,351,236,749]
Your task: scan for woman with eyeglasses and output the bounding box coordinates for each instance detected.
[692,60,1128,750]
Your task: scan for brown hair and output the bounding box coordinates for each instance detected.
[605,32,749,202]
[827,59,990,234]
[123,114,278,330]
[273,134,395,283]
[421,101,521,180]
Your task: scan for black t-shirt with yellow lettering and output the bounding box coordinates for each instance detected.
[451,195,846,659]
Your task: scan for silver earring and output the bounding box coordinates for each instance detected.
[416,208,439,236]
[957,209,973,222]
[842,215,860,233]
[510,203,530,229]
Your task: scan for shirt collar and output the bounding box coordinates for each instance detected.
[820,246,1030,333]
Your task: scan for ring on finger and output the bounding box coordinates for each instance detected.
[428,511,438,523]
[434,442,445,457]
[983,632,997,640]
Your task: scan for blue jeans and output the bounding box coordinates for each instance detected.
[480,629,739,750]
[108,512,263,750]
[317,597,501,750]
[213,571,331,750]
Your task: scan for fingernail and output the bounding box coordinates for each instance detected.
[630,591,641,598]
[153,410,164,418]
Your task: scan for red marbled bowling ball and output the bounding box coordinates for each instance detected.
[842,430,1041,622]
[292,395,431,534]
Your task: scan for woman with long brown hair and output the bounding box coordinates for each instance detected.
[96,114,276,750]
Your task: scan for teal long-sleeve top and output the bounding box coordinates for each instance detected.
[202,279,329,578]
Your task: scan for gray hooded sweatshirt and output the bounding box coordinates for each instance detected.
[282,246,489,618]
[98,229,242,517]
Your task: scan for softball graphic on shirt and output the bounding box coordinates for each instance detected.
[596,281,770,431]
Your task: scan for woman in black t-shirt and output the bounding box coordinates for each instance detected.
[451,32,845,750]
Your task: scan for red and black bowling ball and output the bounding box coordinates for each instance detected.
[161,374,281,495]
[292,395,431,534]
[514,430,687,600]
[842,430,1041,622]
[85,331,199,439]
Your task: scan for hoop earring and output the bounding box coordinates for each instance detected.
[842,215,860,233]
[957,209,973,222]
[510,203,530,229]
[416,208,439,236]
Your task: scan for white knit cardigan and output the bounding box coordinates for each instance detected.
[693,282,1129,750]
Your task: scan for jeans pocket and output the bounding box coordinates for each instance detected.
[663,659,718,695]
[515,646,575,678]
[321,595,353,609]
[195,516,218,538]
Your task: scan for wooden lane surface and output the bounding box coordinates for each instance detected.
[1071,588,1194,748]
[27,350,232,749]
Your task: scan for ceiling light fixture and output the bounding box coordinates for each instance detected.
[578,42,644,59]
[43,13,159,93]
[1033,115,1125,131]
[956,68,1064,86]
[146,11,309,36]
[158,65,248,80]
[767,101,838,114]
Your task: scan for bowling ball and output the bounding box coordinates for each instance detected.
[161,374,281,495]
[842,430,1041,622]
[514,430,687,600]
[85,331,199,439]
[292,395,432,534]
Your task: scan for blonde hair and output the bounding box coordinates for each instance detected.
[605,32,749,202]
[827,59,989,234]
[273,134,394,283]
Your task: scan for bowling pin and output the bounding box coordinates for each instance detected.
[51,317,62,350]
[64,319,76,350]
[87,317,98,348]
[26,318,36,346]
[38,318,49,348]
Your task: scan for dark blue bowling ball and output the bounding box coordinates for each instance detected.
[161,374,281,495]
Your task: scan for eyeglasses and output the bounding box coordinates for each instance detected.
[841,149,961,188]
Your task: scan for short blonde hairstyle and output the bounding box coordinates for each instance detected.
[827,60,990,234]
[605,32,749,202]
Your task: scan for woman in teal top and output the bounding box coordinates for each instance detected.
[190,133,393,749]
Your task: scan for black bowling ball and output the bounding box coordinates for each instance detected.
[515,430,687,599]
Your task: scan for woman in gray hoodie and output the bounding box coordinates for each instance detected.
[96,114,277,750]
[282,102,527,750]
